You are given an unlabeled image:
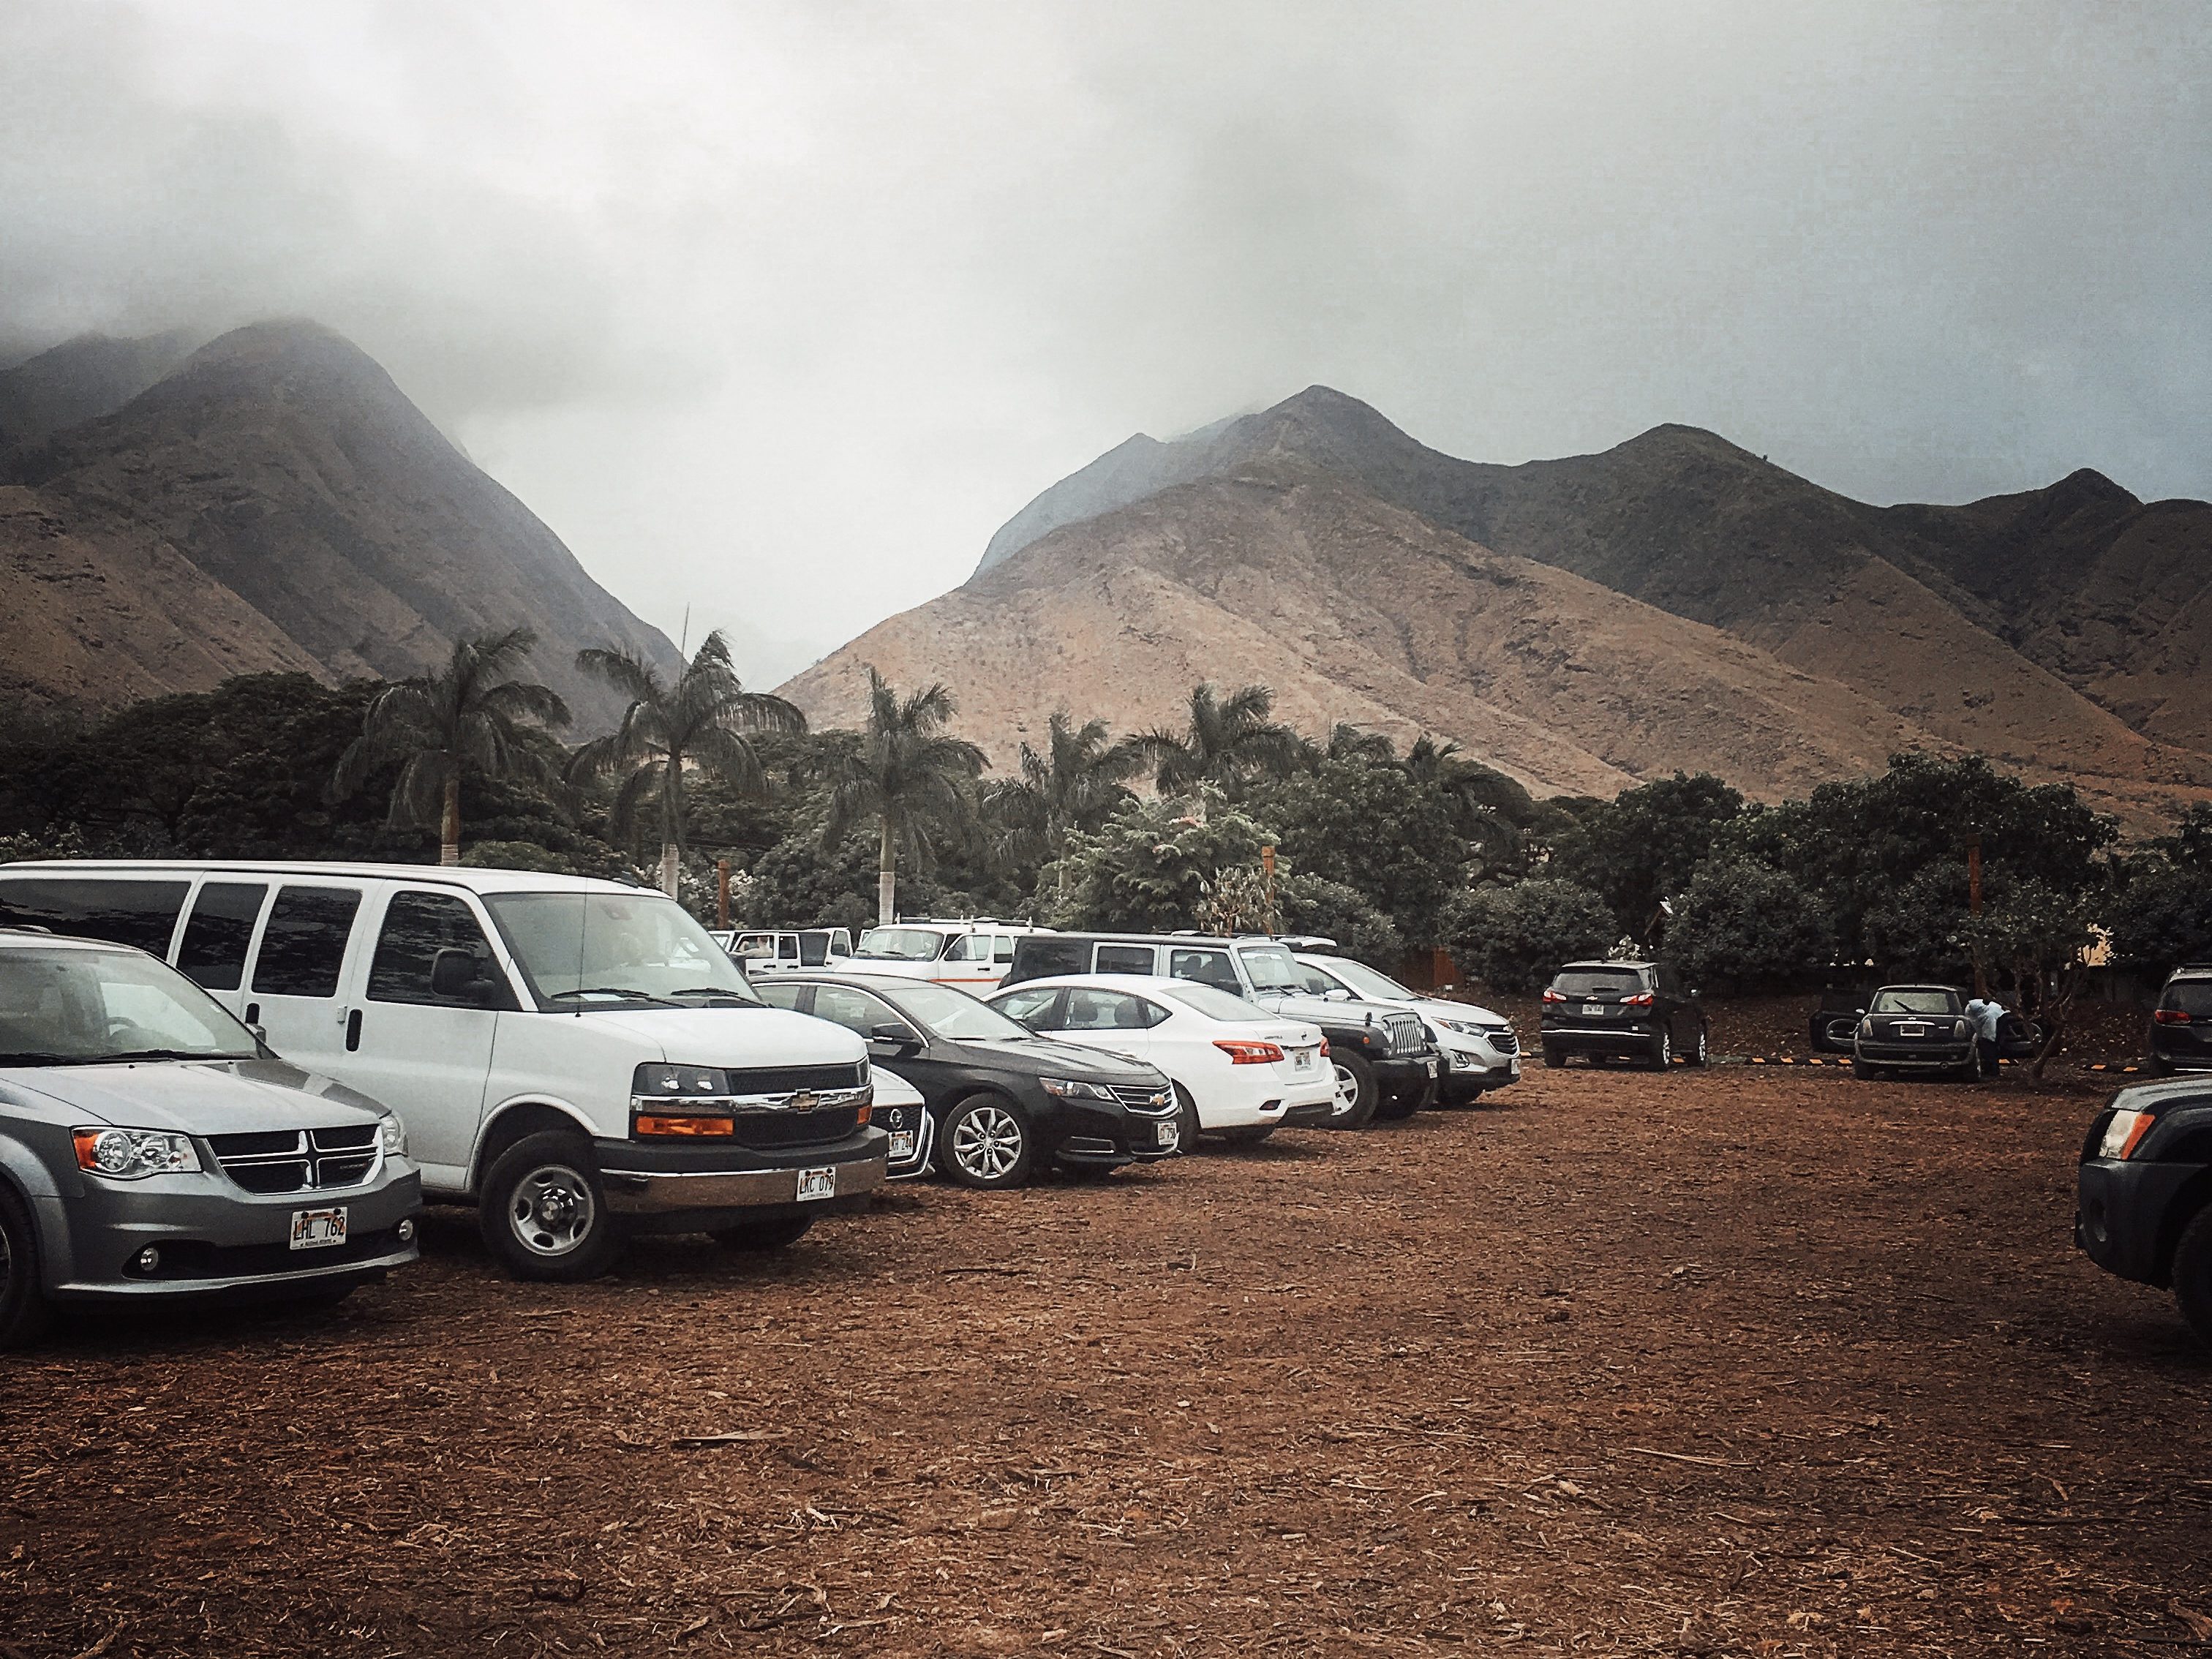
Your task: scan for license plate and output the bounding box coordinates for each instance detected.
[1293,1049,1313,1070]
[1423,1058,1437,1077]
[1898,1023,1927,1037]
[1155,1121,1179,1149]
[1510,1058,1521,1077]
[888,1129,917,1160]
[289,1207,347,1251]
[1583,1002,1605,1016]
[795,1167,837,1202]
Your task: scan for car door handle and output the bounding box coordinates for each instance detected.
[345,1009,363,1052]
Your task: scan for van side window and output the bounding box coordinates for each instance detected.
[251,886,362,998]
[993,936,1015,963]
[945,935,992,963]
[176,882,268,990]
[1168,948,1240,994]
[368,892,497,1006]
[1094,944,1156,976]
[0,877,189,956]
[1012,938,1088,979]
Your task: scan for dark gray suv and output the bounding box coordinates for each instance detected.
[1,932,422,1348]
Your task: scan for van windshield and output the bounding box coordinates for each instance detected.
[0,946,260,1065]
[857,928,947,961]
[484,892,762,1009]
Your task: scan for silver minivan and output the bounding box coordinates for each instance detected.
[0,862,889,1282]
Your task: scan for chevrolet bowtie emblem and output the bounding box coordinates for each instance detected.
[788,1091,819,1110]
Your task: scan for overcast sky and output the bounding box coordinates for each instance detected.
[4,1,2208,685]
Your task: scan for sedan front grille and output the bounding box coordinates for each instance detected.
[209,1126,381,1195]
[1108,1083,1172,1114]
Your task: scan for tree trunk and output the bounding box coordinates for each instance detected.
[440,774,462,868]
[660,843,681,900]
[661,751,685,901]
[877,817,897,925]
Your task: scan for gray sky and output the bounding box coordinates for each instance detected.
[4,1,2208,685]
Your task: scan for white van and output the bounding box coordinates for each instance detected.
[851,919,1051,991]
[0,862,889,1282]
[717,928,856,977]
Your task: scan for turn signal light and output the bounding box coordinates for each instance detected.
[855,1103,872,1127]
[634,1114,736,1137]
[1214,1040,1286,1065]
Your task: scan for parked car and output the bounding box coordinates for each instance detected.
[715,928,855,977]
[868,1065,933,1179]
[1004,933,1438,1127]
[986,974,1336,1146]
[0,862,889,1282]
[749,972,1180,1187]
[2148,964,2212,1075]
[1539,960,1708,1069]
[850,919,1053,991]
[1808,985,1876,1055]
[1850,985,1978,1080]
[0,930,424,1349]
[1291,952,1519,1102]
[2075,1079,2212,1344]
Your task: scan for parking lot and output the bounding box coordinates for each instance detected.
[3,1058,2206,1658]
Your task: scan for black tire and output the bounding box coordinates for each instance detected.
[1649,1028,1672,1070]
[1172,1084,1203,1150]
[1328,1053,1379,1129]
[1687,1023,1710,1067]
[1542,1044,1565,1068]
[0,1183,53,1353]
[2173,1205,2212,1348]
[1216,1125,1276,1146]
[939,1094,1035,1189]
[710,1214,815,1252]
[478,1131,622,1283]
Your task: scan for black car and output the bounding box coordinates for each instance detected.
[1538,960,1707,1069]
[750,974,1180,1188]
[1851,985,1979,1080]
[2148,965,2212,1075]
[2075,1079,2212,1344]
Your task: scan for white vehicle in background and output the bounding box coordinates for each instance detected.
[716,928,854,977]
[986,974,1336,1147]
[1292,952,1520,1102]
[867,1064,934,1178]
[851,919,1051,991]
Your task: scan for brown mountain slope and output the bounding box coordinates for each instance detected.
[0,321,679,727]
[787,464,1968,805]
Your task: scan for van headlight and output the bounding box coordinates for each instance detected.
[73,1128,200,1179]
[633,1064,731,1098]
[377,1114,407,1157]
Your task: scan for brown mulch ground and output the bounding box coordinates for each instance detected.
[3,1059,2207,1657]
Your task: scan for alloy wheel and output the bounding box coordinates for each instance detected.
[508,1165,598,1257]
[951,1105,1025,1181]
[1331,1062,1361,1120]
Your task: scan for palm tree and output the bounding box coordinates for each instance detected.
[823,668,987,924]
[1324,722,1397,767]
[570,630,805,897]
[1139,683,1308,796]
[982,711,1144,870]
[1402,734,1539,879]
[333,628,571,867]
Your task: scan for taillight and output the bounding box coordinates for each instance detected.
[2155,1008,2192,1025]
[1318,1037,1331,1057]
[1623,992,1655,1008]
[1542,990,1565,1004]
[1214,1039,1286,1065]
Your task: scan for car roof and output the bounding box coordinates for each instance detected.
[0,929,137,953]
[1021,933,1287,948]
[1558,960,1652,972]
[986,974,1208,998]
[0,859,648,898]
[1873,983,1965,994]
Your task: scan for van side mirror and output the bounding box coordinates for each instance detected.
[431,948,492,1002]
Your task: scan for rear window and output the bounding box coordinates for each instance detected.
[2165,981,2212,1017]
[1094,944,1156,975]
[0,876,189,957]
[1870,988,1960,1015]
[1164,983,1270,1023]
[1551,968,1647,998]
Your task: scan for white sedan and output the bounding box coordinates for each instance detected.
[986,974,1337,1146]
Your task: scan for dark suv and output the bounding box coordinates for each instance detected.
[2076,1080,2212,1344]
[1539,960,1707,1069]
[2149,965,2212,1075]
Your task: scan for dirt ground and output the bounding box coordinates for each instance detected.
[4,1058,2208,1658]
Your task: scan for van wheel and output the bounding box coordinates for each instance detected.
[1329,1054,1379,1129]
[710,1214,814,1252]
[940,1095,1034,1189]
[480,1132,621,1282]
[1173,1084,1203,1149]
[0,1184,53,1352]
[2173,1206,2212,1348]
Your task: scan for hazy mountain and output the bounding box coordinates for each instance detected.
[0,321,680,727]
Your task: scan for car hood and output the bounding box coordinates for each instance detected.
[1,1057,391,1134]
[565,1007,867,1066]
[1405,996,1508,1028]
[869,1064,925,1106]
[960,1036,1167,1083]
[1266,992,1417,1028]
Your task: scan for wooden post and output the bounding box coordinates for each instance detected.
[1965,832,1986,997]
[1260,844,1276,935]
[716,859,731,930]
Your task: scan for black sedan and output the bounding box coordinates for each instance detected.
[1851,985,1978,1080]
[750,974,1180,1188]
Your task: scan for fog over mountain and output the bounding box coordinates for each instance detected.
[2,1,2208,683]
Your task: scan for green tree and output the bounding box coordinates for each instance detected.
[1276,873,1405,964]
[1442,879,1617,993]
[1549,772,1745,937]
[981,712,1143,881]
[1662,858,1835,988]
[1139,683,1307,796]
[1045,796,1274,933]
[2107,810,2212,969]
[822,668,988,925]
[1251,755,1469,948]
[571,629,804,897]
[331,629,571,867]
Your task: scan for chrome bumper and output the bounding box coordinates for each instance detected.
[597,1148,889,1214]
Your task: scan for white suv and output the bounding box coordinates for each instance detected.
[0,862,889,1281]
[1293,952,1520,1102]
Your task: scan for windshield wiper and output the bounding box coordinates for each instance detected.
[663,987,764,1004]
[0,1051,78,1066]
[0,1049,248,1066]
[102,1048,252,1064]
[546,988,681,1009]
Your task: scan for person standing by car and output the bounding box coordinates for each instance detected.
[1965,995,2004,1079]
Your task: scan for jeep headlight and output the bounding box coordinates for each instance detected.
[1039,1077,1118,1102]
[72,1127,200,1179]
[377,1113,407,1157]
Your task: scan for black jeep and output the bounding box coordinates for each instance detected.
[2076,1080,2212,1345]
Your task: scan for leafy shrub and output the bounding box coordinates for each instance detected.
[1443,879,1616,993]
[1662,859,1834,988]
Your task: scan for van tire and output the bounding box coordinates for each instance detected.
[710,1214,815,1252]
[1330,1054,1379,1129]
[479,1132,621,1282]
[0,1184,53,1352]
[2172,1205,2212,1348]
